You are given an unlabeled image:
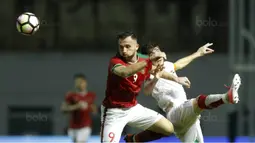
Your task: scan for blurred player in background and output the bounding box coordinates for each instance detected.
[101,31,191,143]
[142,43,242,142]
[61,73,97,143]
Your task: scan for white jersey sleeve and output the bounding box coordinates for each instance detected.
[163,61,177,75]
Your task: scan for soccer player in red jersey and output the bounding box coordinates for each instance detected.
[100,32,191,143]
[61,73,97,143]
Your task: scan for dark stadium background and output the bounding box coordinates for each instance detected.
[0,0,254,142]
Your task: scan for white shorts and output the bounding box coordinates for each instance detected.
[100,104,163,143]
[68,126,92,142]
[166,99,201,139]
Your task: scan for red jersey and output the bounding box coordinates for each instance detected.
[103,55,152,108]
[65,91,96,129]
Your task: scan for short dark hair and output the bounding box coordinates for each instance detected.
[117,31,137,41]
[141,42,160,55]
[73,73,86,80]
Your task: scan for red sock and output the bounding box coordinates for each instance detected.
[134,130,167,142]
[197,94,225,109]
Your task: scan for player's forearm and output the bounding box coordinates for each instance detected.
[117,60,151,77]
[161,71,180,83]
[144,77,159,96]
[174,52,201,70]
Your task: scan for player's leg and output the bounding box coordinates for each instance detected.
[67,128,77,143]
[175,74,241,142]
[196,121,204,143]
[166,99,202,142]
[180,121,199,143]
[180,121,204,143]
[125,104,174,142]
[195,74,241,111]
[76,127,92,143]
[100,105,127,143]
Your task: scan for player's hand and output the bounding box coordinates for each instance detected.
[151,65,164,79]
[197,43,214,56]
[78,101,88,109]
[177,77,191,88]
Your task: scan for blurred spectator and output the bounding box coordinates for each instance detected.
[61,73,97,143]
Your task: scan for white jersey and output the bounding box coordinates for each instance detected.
[150,61,187,112]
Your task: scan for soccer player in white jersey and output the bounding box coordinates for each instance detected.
[139,43,242,143]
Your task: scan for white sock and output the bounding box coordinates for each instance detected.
[205,93,228,106]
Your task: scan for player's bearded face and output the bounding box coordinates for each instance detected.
[118,36,139,59]
[75,78,87,91]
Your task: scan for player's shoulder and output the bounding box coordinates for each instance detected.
[110,55,120,60]
[109,55,124,63]
[163,61,175,71]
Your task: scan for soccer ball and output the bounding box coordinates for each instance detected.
[16,12,40,35]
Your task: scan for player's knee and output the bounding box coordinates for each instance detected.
[162,119,174,135]
[163,122,174,136]
[149,117,174,136]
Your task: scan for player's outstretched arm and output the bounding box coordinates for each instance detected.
[113,60,151,77]
[113,51,166,77]
[174,43,214,71]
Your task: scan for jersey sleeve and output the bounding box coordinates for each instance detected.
[109,57,124,73]
[164,61,176,72]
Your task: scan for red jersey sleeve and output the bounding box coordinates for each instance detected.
[65,92,77,104]
[109,57,124,73]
